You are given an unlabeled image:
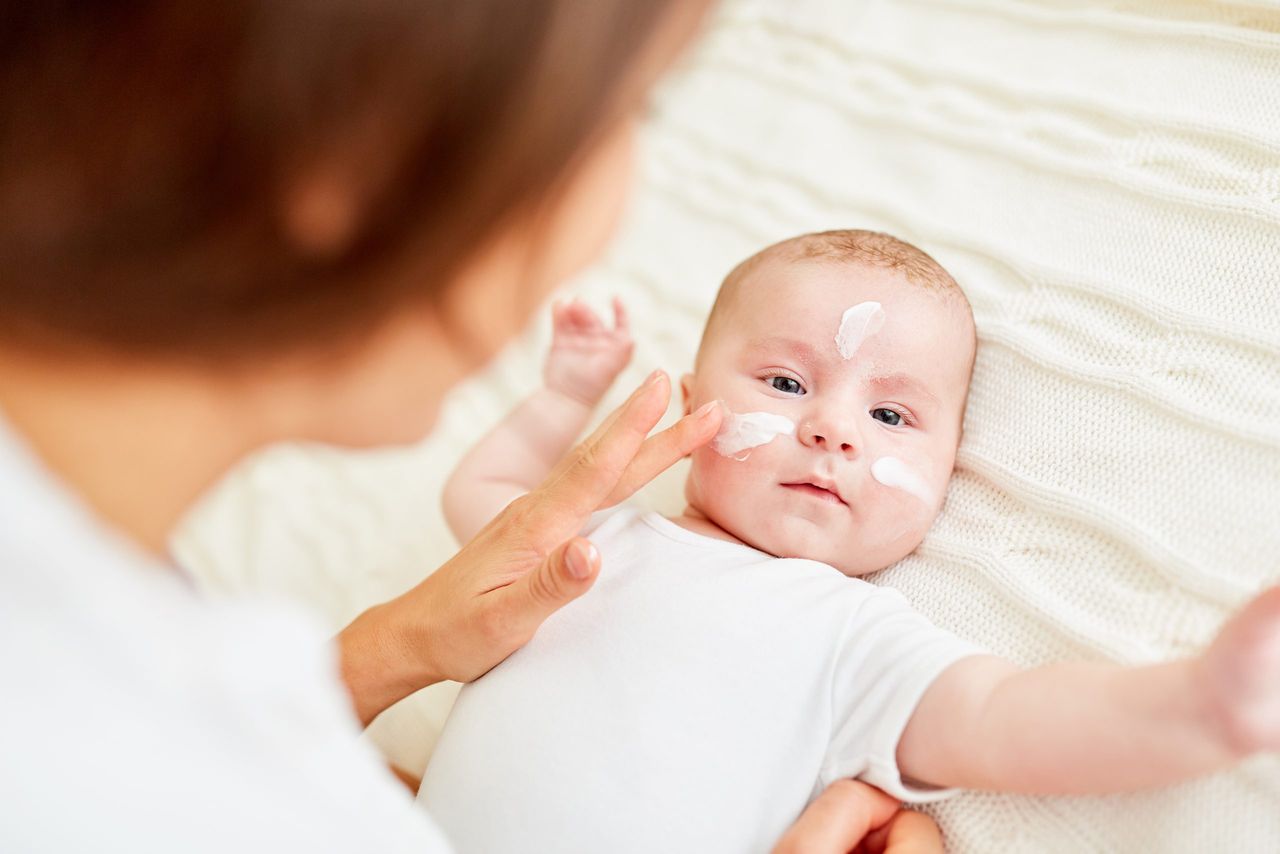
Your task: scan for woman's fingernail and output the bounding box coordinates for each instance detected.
[566,540,598,580]
[645,369,665,387]
[693,400,719,420]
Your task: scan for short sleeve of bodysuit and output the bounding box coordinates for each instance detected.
[820,585,986,802]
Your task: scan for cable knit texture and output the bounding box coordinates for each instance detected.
[176,1,1280,850]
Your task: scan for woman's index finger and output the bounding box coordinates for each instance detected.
[601,400,721,507]
[529,372,670,527]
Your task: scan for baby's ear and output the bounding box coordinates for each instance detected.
[679,373,695,416]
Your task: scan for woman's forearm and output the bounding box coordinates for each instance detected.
[337,600,441,727]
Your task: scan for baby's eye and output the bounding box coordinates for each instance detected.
[871,408,903,426]
[768,376,805,395]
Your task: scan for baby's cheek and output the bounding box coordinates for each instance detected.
[691,447,756,505]
[860,478,943,565]
[687,446,775,530]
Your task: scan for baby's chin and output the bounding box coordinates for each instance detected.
[709,507,927,578]
[773,538,915,578]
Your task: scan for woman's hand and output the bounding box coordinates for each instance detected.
[339,371,722,725]
[772,781,943,854]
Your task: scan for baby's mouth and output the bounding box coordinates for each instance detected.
[780,481,847,506]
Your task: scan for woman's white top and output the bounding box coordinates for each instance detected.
[0,419,451,853]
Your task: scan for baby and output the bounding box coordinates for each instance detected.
[418,230,1280,853]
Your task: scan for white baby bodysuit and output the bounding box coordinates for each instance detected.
[419,506,982,854]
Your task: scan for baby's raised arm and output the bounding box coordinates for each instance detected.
[897,586,1280,794]
[443,298,634,543]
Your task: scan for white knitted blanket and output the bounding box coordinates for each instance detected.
[176,1,1280,850]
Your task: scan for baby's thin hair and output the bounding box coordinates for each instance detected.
[699,229,969,364]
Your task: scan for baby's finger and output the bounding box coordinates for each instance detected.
[566,298,603,331]
[612,296,630,336]
[529,371,671,528]
[1240,585,1280,635]
[601,400,723,507]
[1213,585,1280,654]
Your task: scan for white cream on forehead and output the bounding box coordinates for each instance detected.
[871,456,933,504]
[710,408,796,461]
[834,301,885,359]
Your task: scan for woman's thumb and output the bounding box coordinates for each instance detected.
[508,537,601,634]
[560,537,602,584]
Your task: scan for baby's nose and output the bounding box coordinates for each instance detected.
[799,415,861,459]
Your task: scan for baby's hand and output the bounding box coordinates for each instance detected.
[544,297,634,406]
[1199,586,1280,755]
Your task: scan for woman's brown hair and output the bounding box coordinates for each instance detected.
[0,0,700,359]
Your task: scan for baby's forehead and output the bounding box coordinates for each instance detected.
[701,254,976,402]
[712,254,970,344]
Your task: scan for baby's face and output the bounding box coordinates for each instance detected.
[681,256,975,576]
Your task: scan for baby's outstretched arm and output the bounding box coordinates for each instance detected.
[897,586,1280,794]
[443,298,634,543]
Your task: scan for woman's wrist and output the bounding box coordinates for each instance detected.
[337,597,443,727]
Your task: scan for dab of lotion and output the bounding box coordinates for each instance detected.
[835,302,885,359]
[711,409,796,461]
[871,456,933,504]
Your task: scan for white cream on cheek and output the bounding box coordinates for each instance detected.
[834,301,885,359]
[710,408,796,461]
[870,456,933,504]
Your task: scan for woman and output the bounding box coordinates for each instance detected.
[0,2,940,851]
